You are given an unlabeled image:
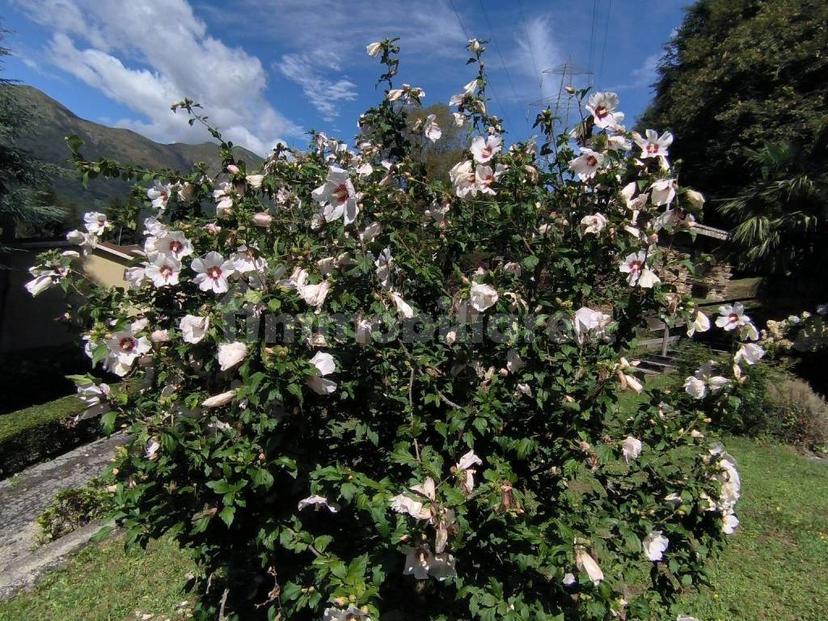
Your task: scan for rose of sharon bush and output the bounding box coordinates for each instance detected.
[30,39,751,620]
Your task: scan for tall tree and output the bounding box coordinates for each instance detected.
[640,0,828,208]
[0,28,64,246]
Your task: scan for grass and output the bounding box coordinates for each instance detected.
[0,395,84,445]
[0,536,196,621]
[672,436,828,621]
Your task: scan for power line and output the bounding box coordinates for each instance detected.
[587,0,598,86]
[515,0,543,99]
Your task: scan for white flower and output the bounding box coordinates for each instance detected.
[581,212,608,235]
[562,573,576,586]
[83,211,110,235]
[374,247,393,289]
[66,229,98,255]
[180,315,210,344]
[575,547,604,584]
[391,292,415,318]
[573,307,612,343]
[424,114,442,142]
[202,390,236,408]
[307,351,337,395]
[474,164,503,195]
[469,283,498,312]
[145,254,181,288]
[634,129,674,159]
[213,181,235,216]
[77,382,110,407]
[150,329,170,343]
[104,323,151,376]
[506,350,524,374]
[620,182,649,212]
[124,266,147,290]
[722,512,740,534]
[402,545,456,581]
[586,91,624,129]
[449,160,477,198]
[684,375,707,399]
[25,266,65,297]
[252,212,272,227]
[218,341,248,371]
[715,303,751,332]
[470,134,502,164]
[650,178,677,206]
[145,439,161,461]
[684,361,730,399]
[569,148,604,181]
[390,494,430,520]
[359,221,382,243]
[312,166,359,226]
[452,111,465,127]
[734,342,765,365]
[147,182,172,211]
[686,309,711,337]
[619,251,660,288]
[145,230,193,260]
[297,280,330,310]
[622,436,642,463]
[643,530,669,561]
[455,449,483,494]
[246,174,264,189]
[677,616,700,621]
[324,605,371,621]
[366,41,382,57]
[297,494,339,512]
[191,251,236,294]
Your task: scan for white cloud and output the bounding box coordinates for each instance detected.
[277,51,358,121]
[514,16,564,101]
[13,0,302,155]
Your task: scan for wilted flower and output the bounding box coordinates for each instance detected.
[297,495,340,512]
[324,606,371,621]
[684,361,730,399]
[423,114,442,142]
[581,212,608,235]
[575,547,604,584]
[391,292,415,318]
[454,450,483,495]
[573,307,612,343]
[77,382,111,407]
[366,41,383,57]
[402,544,456,581]
[469,282,498,312]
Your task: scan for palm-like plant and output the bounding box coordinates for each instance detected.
[718,130,828,277]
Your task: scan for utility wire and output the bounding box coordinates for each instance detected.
[515,0,544,99]
[587,0,598,86]
[598,0,612,85]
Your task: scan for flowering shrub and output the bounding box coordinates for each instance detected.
[29,40,759,620]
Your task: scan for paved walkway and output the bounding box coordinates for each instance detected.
[0,433,127,600]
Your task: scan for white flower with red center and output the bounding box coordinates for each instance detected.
[634,129,674,160]
[715,303,750,332]
[449,160,478,198]
[104,322,151,376]
[581,212,608,235]
[191,251,236,294]
[83,211,111,235]
[424,114,442,142]
[569,147,604,181]
[470,134,502,164]
[145,230,193,260]
[146,182,172,212]
[650,178,677,206]
[307,351,337,395]
[619,250,660,288]
[145,254,181,288]
[312,166,359,226]
[586,91,624,129]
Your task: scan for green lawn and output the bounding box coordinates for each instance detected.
[0,437,824,620]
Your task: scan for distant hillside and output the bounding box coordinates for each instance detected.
[8,85,263,219]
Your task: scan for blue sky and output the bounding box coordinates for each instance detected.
[1,0,689,156]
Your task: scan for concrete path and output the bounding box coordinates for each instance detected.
[0,433,127,600]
